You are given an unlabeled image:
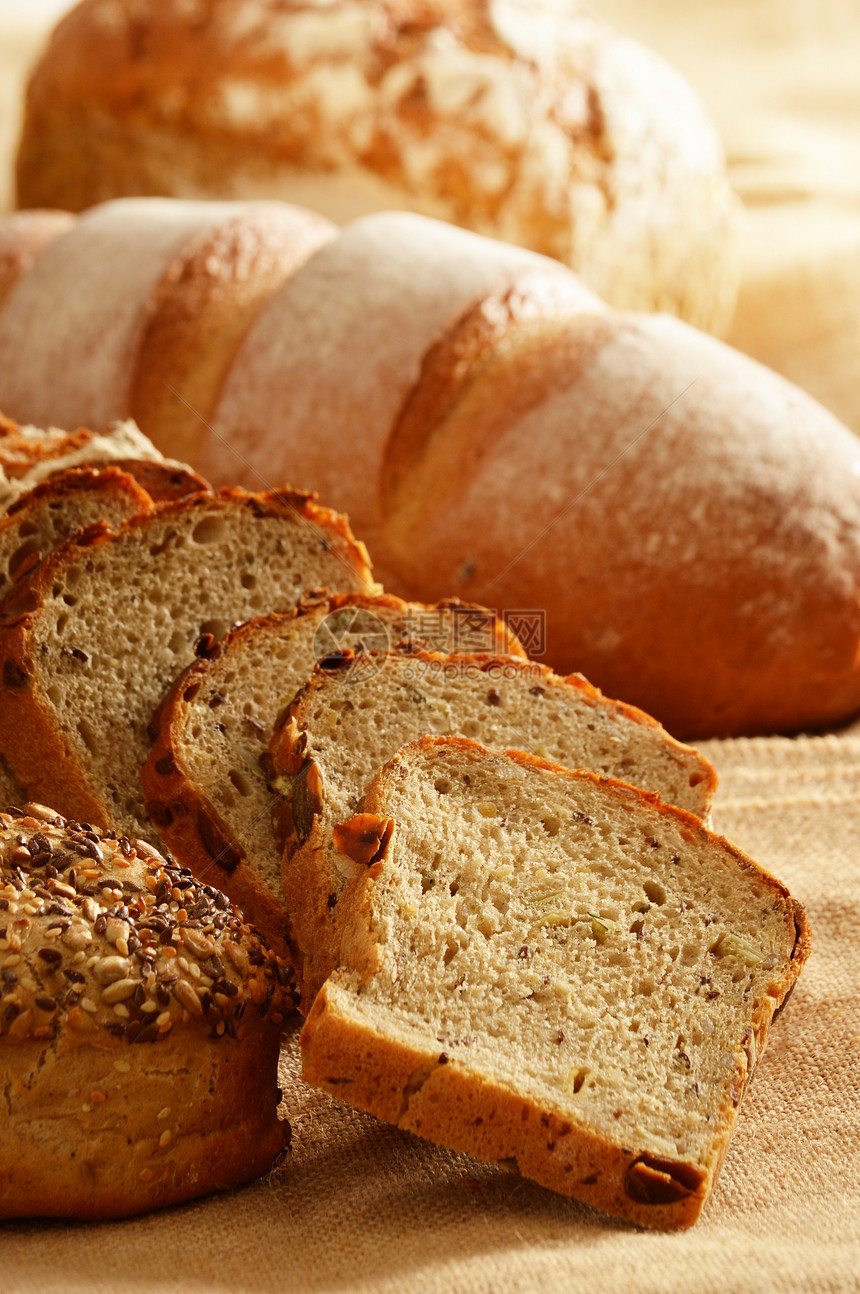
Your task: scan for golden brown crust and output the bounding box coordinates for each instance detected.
[300,735,810,1229]
[0,804,295,1219]
[106,458,211,502]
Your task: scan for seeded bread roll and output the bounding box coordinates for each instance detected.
[0,802,297,1220]
[0,466,154,604]
[268,650,716,1006]
[0,489,376,839]
[0,412,207,509]
[302,737,810,1229]
[15,0,738,331]
[142,592,525,956]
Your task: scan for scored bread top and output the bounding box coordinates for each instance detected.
[0,488,376,839]
[0,801,296,1047]
[302,735,809,1229]
[142,593,526,957]
[0,466,154,603]
[269,649,716,1006]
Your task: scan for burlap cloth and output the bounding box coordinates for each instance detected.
[1,5,860,1290]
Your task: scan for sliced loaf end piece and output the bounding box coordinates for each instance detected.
[301,736,809,1230]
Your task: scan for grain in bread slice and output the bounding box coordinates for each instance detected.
[0,465,154,604]
[268,650,716,1005]
[302,736,810,1229]
[142,593,525,955]
[0,488,376,839]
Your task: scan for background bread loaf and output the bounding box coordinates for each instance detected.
[14,0,739,333]
[0,197,858,739]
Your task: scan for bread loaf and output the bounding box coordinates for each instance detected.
[0,489,376,838]
[301,736,810,1229]
[142,592,524,957]
[0,802,296,1219]
[15,0,738,331]
[268,649,716,1005]
[1,197,859,738]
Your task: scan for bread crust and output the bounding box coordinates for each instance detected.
[301,736,811,1229]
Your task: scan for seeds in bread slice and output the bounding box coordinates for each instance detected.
[0,488,376,839]
[302,736,810,1229]
[269,650,716,1005]
[142,593,526,956]
[0,466,154,604]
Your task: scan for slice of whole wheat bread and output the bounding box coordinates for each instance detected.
[269,650,717,1005]
[302,736,810,1229]
[142,593,526,956]
[0,488,376,839]
[0,466,153,604]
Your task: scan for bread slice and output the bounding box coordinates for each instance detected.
[142,594,526,955]
[302,736,810,1229]
[269,650,716,1005]
[0,466,153,604]
[0,488,376,838]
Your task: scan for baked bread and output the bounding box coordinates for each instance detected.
[142,592,525,957]
[301,736,810,1229]
[0,801,296,1219]
[1,199,859,738]
[0,198,335,443]
[0,466,153,604]
[268,650,717,1005]
[0,412,207,508]
[14,0,738,331]
[0,208,73,310]
[0,488,376,839]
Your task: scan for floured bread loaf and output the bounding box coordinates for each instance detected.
[0,802,296,1219]
[268,650,716,1005]
[302,737,810,1229]
[143,593,524,955]
[0,489,376,837]
[0,466,153,604]
[16,0,738,331]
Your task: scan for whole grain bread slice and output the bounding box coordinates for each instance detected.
[268,650,717,1005]
[142,593,525,953]
[302,736,810,1229]
[0,488,376,839]
[0,466,153,604]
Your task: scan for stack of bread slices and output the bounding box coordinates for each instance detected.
[0,412,808,1230]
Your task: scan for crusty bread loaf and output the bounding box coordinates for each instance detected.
[1,198,859,738]
[0,199,335,438]
[0,412,207,508]
[301,736,810,1229]
[0,466,153,603]
[142,592,525,957]
[0,489,376,838]
[269,650,716,1005]
[0,801,296,1219]
[15,0,738,331]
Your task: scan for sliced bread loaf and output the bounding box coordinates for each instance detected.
[0,466,153,603]
[0,488,375,838]
[302,736,810,1229]
[269,651,716,1005]
[142,593,525,955]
